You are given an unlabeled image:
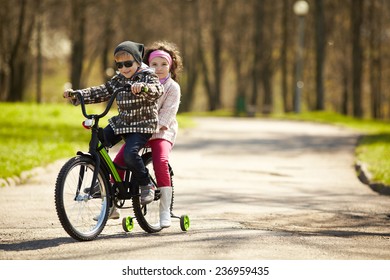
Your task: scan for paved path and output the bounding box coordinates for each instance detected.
[1,117,389,260]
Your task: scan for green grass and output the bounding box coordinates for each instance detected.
[0,102,194,183]
[357,134,390,183]
[0,103,89,180]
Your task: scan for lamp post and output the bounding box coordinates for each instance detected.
[293,0,309,113]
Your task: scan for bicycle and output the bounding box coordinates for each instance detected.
[54,89,190,241]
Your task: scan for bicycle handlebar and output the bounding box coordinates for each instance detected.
[73,86,149,120]
[74,91,118,120]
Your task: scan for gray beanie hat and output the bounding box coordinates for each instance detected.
[114,41,144,65]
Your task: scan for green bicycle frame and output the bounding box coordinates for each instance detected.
[97,142,122,183]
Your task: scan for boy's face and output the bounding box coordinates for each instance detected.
[115,54,139,79]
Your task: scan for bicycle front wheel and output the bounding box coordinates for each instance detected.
[55,156,110,241]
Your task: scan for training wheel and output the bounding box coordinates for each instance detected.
[180,215,190,231]
[122,216,134,232]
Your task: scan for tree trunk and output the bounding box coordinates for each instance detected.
[197,0,228,111]
[315,0,325,110]
[351,0,364,118]
[211,0,222,111]
[261,2,275,115]
[70,0,86,90]
[341,66,349,115]
[281,0,291,113]
[249,0,264,116]
[7,0,36,102]
[262,63,273,115]
[179,0,198,112]
[195,2,213,111]
[36,0,43,103]
[6,0,27,102]
[100,0,116,81]
[368,0,382,119]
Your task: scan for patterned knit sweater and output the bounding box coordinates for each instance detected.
[150,77,181,144]
[73,66,163,135]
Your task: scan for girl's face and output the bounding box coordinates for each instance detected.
[149,56,170,80]
[115,54,139,79]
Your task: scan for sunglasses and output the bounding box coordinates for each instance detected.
[116,60,135,69]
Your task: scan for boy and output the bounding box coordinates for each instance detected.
[64,40,163,207]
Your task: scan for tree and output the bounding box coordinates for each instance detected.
[177,0,199,112]
[0,0,9,101]
[225,0,253,116]
[368,0,383,119]
[36,0,43,103]
[280,0,293,113]
[325,1,351,115]
[315,0,325,110]
[70,0,86,90]
[210,0,228,110]
[249,0,264,116]
[260,0,277,115]
[197,0,229,111]
[4,0,37,102]
[351,0,364,118]
[100,1,116,81]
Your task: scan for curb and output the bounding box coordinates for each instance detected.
[355,161,390,196]
[0,166,47,188]
[0,159,68,188]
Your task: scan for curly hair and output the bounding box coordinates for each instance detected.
[143,41,183,82]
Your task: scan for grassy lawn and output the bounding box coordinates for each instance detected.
[0,102,90,180]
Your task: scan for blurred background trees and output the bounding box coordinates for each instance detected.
[1,0,390,120]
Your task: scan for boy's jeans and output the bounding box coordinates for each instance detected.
[103,125,152,186]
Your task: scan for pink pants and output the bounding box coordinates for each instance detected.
[113,139,173,187]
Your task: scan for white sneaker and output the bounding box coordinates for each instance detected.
[140,183,156,205]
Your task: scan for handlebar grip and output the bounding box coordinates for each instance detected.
[72,91,82,98]
[70,92,79,99]
[64,90,80,100]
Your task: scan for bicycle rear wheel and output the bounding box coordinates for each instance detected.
[132,152,174,233]
[55,156,110,241]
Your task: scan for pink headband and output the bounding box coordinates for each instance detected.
[148,50,172,67]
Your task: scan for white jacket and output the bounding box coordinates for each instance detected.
[150,77,181,144]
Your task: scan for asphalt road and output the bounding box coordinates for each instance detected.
[1,117,389,260]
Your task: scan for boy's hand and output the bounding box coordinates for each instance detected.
[131,83,145,95]
[63,89,76,100]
